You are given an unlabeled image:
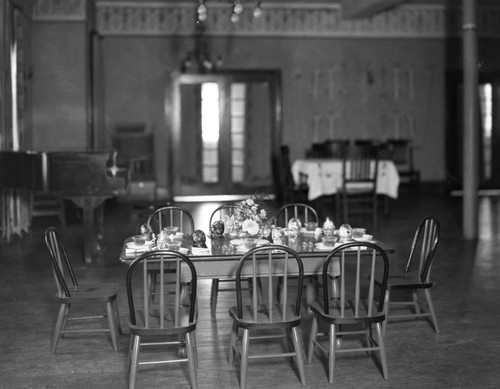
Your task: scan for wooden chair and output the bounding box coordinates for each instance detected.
[275,203,319,228]
[208,203,249,314]
[126,250,198,389]
[146,205,195,235]
[386,139,420,189]
[377,217,440,335]
[337,152,379,227]
[146,205,195,308]
[44,227,121,353]
[273,145,309,203]
[228,245,307,389]
[307,241,390,383]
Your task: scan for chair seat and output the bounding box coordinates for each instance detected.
[379,272,435,290]
[130,306,196,336]
[309,302,386,325]
[229,305,301,329]
[57,282,119,303]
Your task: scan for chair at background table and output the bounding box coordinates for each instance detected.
[208,203,252,315]
[126,250,198,389]
[377,216,440,335]
[273,145,309,204]
[337,152,379,227]
[228,245,307,389]
[386,139,420,189]
[44,227,121,353]
[275,203,319,227]
[307,241,390,383]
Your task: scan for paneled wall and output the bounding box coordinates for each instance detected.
[27,1,500,194]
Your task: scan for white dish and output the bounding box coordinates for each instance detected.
[314,242,339,251]
[352,234,374,242]
[179,247,189,255]
[126,241,155,249]
[230,239,243,246]
[257,239,269,245]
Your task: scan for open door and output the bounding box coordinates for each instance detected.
[170,71,282,199]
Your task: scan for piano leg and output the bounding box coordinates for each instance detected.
[68,196,109,264]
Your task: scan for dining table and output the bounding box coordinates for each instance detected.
[291,158,400,201]
[119,230,395,306]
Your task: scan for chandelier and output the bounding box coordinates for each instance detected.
[197,0,263,23]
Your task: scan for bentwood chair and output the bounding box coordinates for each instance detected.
[275,203,319,228]
[126,250,198,389]
[146,205,195,305]
[308,241,390,383]
[336,152,379,227]
[44,227,121,353]
[228,245,307,389]
[377,217,440,335]
[208,203,242,314]
[147,205,195,235]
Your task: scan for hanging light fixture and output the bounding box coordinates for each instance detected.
[196,0,264,24]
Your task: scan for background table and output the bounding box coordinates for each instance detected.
[291,158,400,201]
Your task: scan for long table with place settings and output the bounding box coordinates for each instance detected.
[291,158,400,201]
[120,231,395,305]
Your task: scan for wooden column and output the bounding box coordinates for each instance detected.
[462,0,479,239]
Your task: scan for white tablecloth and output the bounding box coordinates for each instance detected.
[291,159,400,201]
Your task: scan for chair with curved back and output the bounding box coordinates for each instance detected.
[146,205,195,235]
[146,205,195,308]
[44,227,121,353]
[275,203,319,228]
[377,216,440,335]
[126,250,198,388]
[208,203,244,314]
[228,245,306,389]
[307,241,390,383]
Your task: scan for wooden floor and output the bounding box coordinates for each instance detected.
[1,190,499,388]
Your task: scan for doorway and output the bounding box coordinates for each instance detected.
[169,71,282,199]
[446,72,500,191]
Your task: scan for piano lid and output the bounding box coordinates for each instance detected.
[47,151,127,197]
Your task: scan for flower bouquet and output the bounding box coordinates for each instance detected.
[229,194,272,238]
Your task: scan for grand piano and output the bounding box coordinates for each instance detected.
[0,150,128,263]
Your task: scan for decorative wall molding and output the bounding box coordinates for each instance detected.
[32,0,86,21]
[92,2,500,39]
[30,1,500,38]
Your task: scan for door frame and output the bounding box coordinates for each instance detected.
[167,70,282,199]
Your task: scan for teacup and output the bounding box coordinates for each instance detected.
[352,228,366,239]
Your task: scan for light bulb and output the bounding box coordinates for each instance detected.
[233,2,243,15]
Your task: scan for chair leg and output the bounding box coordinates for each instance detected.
[186,332,198,389]
[240,329,250,389]
[113,299,122,335]
[375,322,389,379]
[383,289,390,336]
[211,279,219,314]
[328,324,336,384]
[129,335,140,389]
[412,290,421,315]
[228,322,238,366]
[424,289,440,334]
[290,327,306,385]
[52,303,69,353]
[106,301,119,351]
[307,315,318,362]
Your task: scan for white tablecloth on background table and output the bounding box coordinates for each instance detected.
[291,159,400,201]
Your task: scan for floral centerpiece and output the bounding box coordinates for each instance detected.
[229,194,272,237]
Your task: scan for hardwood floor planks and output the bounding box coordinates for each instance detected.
[1,192,499,388]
